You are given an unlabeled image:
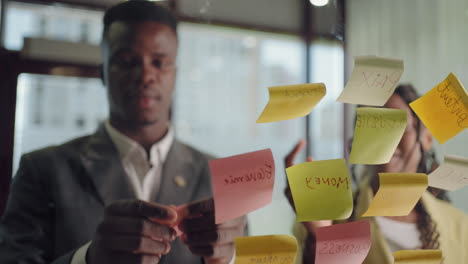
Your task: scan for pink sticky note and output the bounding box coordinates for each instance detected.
[315,220,371,264]
[209,149,275,224]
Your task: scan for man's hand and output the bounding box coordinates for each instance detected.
[87,200,178,264]
[179,198,246,264]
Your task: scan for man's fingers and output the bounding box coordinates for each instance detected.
[98,251,162,264]
[97,234,170,255]
[180,210,245,263]
[180,213,215,232]
[188,243,235,259]
[302,220,333,234]
[180,198,214,217]
[184,227,243,246]
[97,216,176,241]
[307,157,314,162]
[106,200,177,222]
[285,139,306,168]
[216,216,246,229]
[181,214,246,233]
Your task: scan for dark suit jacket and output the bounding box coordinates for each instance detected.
[0,126,213,263]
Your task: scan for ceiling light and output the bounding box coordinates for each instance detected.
[310,0,329,7]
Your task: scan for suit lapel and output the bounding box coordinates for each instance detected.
[80,125,135,206]
[155,140,200,206]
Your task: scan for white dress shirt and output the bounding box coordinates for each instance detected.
[104,121,174,201]
[71,122,234,264]
[71,121,173,264]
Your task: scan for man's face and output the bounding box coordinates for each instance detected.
[102,21,177,127]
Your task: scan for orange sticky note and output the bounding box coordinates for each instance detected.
[209,149,275,224]
[151,205,186,237]
[315,221,372,264]
[362,173,428,217]
[174,205,187,237]
[410,73,468,144]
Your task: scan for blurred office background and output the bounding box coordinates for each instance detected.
[0,0,467,240]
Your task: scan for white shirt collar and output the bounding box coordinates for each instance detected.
[104,121,174,166]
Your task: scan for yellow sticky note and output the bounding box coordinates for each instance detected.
[349,107,407,164]
[409,73,468,144]
[337,56,404,106]
[393,250,442,264]
[286,159,353,221]
[256,83,326,123]
[362,173,428,217]
[234,235,297,264]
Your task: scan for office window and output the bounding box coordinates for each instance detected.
[4,1,102,50]
[13,74,108,174]
[309,39,344,160]
[175,23,306,236]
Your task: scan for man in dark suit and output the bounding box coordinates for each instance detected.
[0,1,246,263]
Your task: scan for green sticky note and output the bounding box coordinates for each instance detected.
[286,159,353,221]
[349,107,407,164]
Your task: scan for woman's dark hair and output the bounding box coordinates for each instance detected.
[395,84,449,249]
[394,84,450,201]
[352,84,449,250]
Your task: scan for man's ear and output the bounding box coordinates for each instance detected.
[420,126,433,151]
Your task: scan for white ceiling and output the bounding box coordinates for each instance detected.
[47,0,168,9]
[49,0,302,32]
[16,0,340,36]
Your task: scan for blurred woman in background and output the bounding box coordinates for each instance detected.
[285,84,468,264]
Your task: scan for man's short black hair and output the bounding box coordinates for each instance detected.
[102,0,177,39]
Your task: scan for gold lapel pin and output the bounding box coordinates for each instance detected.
[174,175,187,188]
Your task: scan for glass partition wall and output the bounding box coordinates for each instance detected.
[4,1,345,237]
[3,0,467,261]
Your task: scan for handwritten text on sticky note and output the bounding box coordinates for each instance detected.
[256,83,326,123]
[349,107,407,164]
[210,149,275,224]
[429,154,468,191]
[286,159,353,221]
[393,249,442,264]
[362,173,428,217]
[410,72,468,144]
[315,221,371,264]
[337,56,403,106]
[234,235,297,264]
